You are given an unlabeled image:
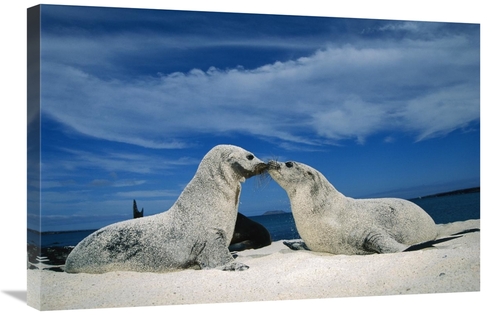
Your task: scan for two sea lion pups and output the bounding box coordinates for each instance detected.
[66,144,439,274]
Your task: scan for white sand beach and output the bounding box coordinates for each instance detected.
[27,219,480,311]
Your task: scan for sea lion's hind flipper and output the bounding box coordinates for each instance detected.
[404,235,463,252]
[283,240,310,251]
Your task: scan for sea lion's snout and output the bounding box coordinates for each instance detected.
[232,161,268,179]
[253,162,269,175]
[267,160,281,170]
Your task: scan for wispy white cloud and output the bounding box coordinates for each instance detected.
[39,193,176,227]
[42,148,199,175]
[41,180,77,189]
[115,190,180,198]
[377,21,421,33]
[41,22,479,150]
[113,179,148,187]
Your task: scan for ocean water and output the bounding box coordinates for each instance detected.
[250,213,300,241]
[409,192,480,224]
[28,192,480,249]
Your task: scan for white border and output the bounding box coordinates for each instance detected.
[1,1,497,314]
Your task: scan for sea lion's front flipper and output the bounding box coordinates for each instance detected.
[196,228,249,271]
[361,230,407,254]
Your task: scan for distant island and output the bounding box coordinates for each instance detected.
[262,210,288,215]
[410,187,480,200]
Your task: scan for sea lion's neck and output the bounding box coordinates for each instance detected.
[288,179,344,217]
[166,164,241,238]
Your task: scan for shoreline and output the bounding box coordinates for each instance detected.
[27,219,479,311]
[29,187,481,235]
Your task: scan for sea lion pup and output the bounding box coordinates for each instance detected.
[65,145,268,273]
[267,160,438,255]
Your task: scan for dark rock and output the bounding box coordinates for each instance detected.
[229,213,272,251]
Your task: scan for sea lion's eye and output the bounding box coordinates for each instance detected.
[246,154,254,160]
[285,162,293,168]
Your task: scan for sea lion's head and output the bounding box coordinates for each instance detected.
[202,145,268,182]
[267,160,326,197]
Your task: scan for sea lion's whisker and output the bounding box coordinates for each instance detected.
[255,171,271,189]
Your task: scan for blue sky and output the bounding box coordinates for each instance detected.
[28,4,480,232]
